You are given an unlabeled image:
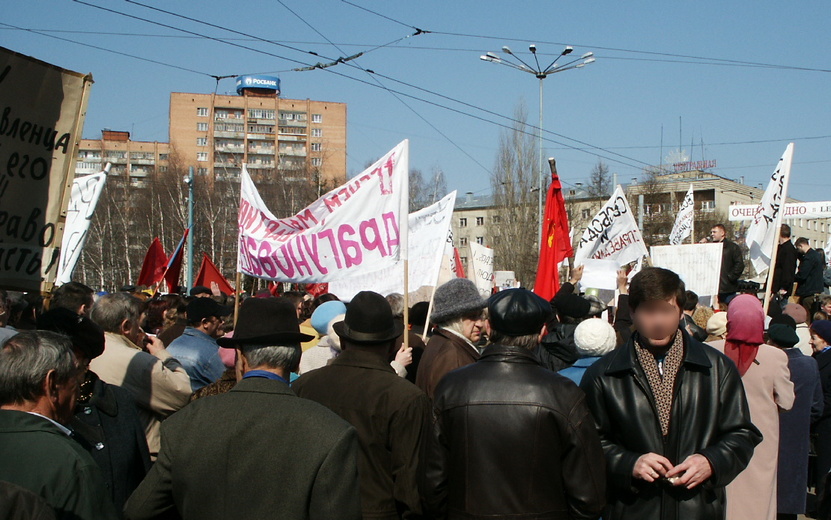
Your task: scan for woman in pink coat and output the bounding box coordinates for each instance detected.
[709,294,795,520]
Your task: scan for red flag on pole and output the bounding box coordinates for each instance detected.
[161,228,189,293]
[193,253,235,294]
[534,159,574,301]
[136,238,167,287]
[453,248,465,279]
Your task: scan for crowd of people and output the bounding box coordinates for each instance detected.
[1,223,831,520]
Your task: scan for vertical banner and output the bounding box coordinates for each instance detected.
[56,166,108,285]
[574,185,648,267]
[669,184,694,245]
[0,47,93,292]
[746,143,794,274]
[237,140,408,282]
[468,242,494,297]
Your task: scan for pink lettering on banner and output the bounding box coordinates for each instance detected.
[286,237,312,277]
[338,224,363,268]
[318,229,343,269]
[382,212,399,250]
[359,219,388,257]
[300,234,328,275]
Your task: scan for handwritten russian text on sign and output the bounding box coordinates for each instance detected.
[468,242,494,297]
[237,140,408,283]
[651,243,723,297]
[574,185,648,268]
[56,168,107,285]
[0,47,93,291]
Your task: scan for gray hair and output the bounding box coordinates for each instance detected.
[0,331,77,405]
[90,293,144,333]
[240,344,301,372]
[385,293,405,319]
[488,331,540,350]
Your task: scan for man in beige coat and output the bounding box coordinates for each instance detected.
[90,293,191,458]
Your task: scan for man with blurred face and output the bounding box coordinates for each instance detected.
[581,267,761,520]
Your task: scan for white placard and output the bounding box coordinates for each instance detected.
[650,243,723,297]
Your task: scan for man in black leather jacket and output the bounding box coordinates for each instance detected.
[422,288,606,520]
[581,267,761,520]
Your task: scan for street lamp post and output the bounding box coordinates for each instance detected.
[481,45,595,246]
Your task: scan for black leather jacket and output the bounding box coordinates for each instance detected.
[422,344,606,520]
[580,331,762,520]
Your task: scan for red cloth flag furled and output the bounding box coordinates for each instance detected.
[161,228,189,293]
[534,159,574,301]
[136,237,167,287]
[194,253,235,295]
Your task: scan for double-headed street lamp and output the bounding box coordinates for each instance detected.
[481,45,595,245]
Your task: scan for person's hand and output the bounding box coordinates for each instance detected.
[569,265,585,285]
[394,345,413,367]
[145,334,166,357]
[617,269,629,294]
[666,454,713,489]
[633,453,674,483]
[210,281,221,297]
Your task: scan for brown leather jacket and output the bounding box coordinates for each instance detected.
[422,344,606,520]
[416,328,479,400]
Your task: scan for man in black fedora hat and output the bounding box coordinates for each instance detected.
[422,288,606,520]
[125,297,361,520]
[294,291,431,520]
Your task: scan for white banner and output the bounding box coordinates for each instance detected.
[746,143,794,274]
[468,242,494,297]
[56,167,108,285]
[651,243,724,297]
[328,191,456,301]
[237,140,408,282]
[824,235,831,268]
[728,200,831,221]
[669,184,694,245]
[574,185,648,267]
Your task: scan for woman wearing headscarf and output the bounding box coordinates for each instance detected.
[708,294,795,520]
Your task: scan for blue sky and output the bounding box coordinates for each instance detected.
[3,0,830,202]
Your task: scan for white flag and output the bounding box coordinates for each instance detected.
[468,242,494,297]
[328,191,456,300]
[237,140,408,282]
[574,185,648,267]
[746,143,794,274]
[669,184,694,245]
[56,166,109,285]
[824,234,831,268]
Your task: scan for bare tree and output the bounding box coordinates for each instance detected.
[490,100,539,287]
[587,160,612,198]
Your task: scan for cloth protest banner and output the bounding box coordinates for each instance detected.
[650,243,724,297]
[574,185,648,268]
[194,253,234,295]
[0,47,94,292]
[161,228,189,293]
[728,200,831,221]
[468,242,494,297]
[669,184,695,245]
[328,191,456,301]
[534,159,574,300]
[137,238,167,287]
[746,143,794,274]
[237,140,408,283]
[56,166,108,285]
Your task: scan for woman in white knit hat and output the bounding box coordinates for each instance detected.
[558,318,617,385]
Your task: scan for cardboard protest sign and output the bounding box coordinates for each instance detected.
[650,243,723,297]
[574,185,648,268]
[0,47,93,292]
[328,191,456,301]
[237,140,408,283]
[468,242,494,297]
[56,168,107,285]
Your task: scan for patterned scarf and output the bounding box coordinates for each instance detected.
[634,332,685,437]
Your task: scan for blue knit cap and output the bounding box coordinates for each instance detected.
[311,300,347,336]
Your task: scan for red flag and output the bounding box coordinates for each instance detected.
[137,238,167,287]
[453,248,465,279]
[194,253,235,294]
[305,283,329,298]
[534,160,574,301]
[161,228,189,293]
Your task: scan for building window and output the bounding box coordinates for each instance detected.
[311,157,322,166]
[459,237,468,246]
[197,167,208,175]
[581,209,591,219]
[460,256,468,266]
[197,107,209,116]
[475,216,484,226]
[159,166,168,173]
[701,200,715,211]
[248,109,275,119]
[159,153,168,161]
[197,122,209,132]
[312,128,323,137]
[476,237,484,245]
[492,215,501,224]
[459,217,467,227]
[311,143,322,152]
[197,152,208,161]
[196,137,207,146]
[312,114,322,123]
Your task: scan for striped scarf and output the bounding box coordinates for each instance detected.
[634,332,684,437]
